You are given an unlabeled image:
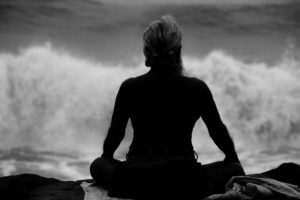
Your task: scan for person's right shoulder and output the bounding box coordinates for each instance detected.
[119,77,135,92]
[121,72,151,90]
[121,77,134,86]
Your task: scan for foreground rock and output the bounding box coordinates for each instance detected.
[0,163,299,200]
[0,174,86,200]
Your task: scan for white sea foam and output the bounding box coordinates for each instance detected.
[0,43,299,162]
[187,50,300,152]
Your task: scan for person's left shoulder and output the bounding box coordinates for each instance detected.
[178,74,206,89]
[182,74,204,84]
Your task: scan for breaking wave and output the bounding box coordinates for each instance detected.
[0,43,299,160]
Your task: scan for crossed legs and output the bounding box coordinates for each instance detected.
[90,157,245,194]
[89,157,121,188]
[203,161,245,194]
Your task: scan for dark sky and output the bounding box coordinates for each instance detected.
[96,0,295,5]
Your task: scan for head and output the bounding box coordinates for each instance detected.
[143,15,183,73]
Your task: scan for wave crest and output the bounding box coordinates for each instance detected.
[0,43,299,157]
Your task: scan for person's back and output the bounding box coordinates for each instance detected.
[124,69,208,153]
[90,15,245,199]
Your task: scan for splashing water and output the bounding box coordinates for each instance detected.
[0,43,299,178]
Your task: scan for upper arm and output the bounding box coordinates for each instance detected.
[196,80,238,159]
[109,79,131,131]
[101,79,132,158]
[200,81,224,129]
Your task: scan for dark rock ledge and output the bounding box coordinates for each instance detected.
[0,174,89,200]
[1,163,300,200]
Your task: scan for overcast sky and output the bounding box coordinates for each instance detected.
[96,0,295,5]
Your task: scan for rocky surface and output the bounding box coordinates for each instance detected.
[0,163,299,200]
[0,174,87,200]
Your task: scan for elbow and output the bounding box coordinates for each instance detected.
[208,122,228,136]
[107,126,125,141]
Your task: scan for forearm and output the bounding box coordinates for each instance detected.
[201,82,239,162]
[209,123,239,162]
[102,127,125,159]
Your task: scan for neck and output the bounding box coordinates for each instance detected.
[149,64,183,75]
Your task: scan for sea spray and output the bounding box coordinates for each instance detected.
[0,44,145,157]
[187,50,300,152]
[0,43,299,161]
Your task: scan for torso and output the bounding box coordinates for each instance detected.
[124,69,207,154]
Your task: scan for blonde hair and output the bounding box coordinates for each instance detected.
[143,15,183,70]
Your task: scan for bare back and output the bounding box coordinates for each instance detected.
[119,69,220,153]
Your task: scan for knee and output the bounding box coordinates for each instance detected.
[222,161,245,178]
[208,161,245,194]
[89,157,119,186]
[230,162,245,176]
[89,157,100,180]
[90,157,108,182]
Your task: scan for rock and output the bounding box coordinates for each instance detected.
[250,162,300,187]
[1,163,299,200]
[0,174,86,200]
[261,162,300,187]
[29,180,85,200]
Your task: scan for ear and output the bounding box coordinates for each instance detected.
[178,45,182,52]
[145,58,151,67]
[175,45,182,64]
[144,47,151,67]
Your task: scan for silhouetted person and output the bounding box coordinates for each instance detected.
[90,15,245,199]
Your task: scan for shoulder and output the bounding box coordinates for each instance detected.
[117,78,134,96]
[181,75,209,90]
[120,77,135,87]
[180,76,215,102]
[120,73,150,88]
[118,75,146,93]
[120,75,145,89]
[185,76,205,84]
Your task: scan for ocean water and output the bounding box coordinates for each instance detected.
[0,0,300,180]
